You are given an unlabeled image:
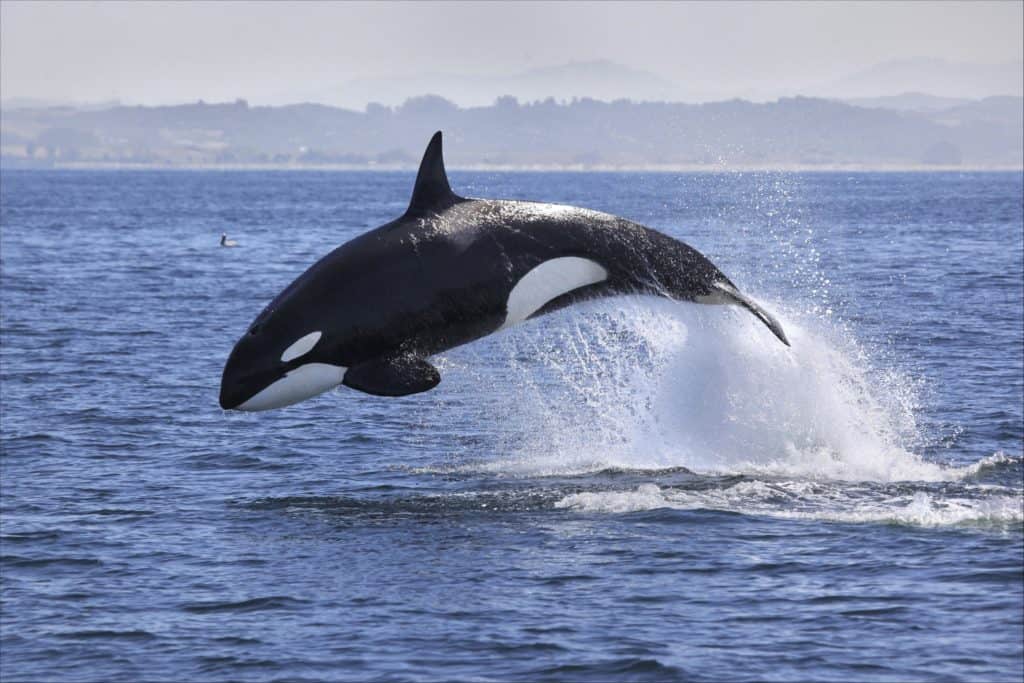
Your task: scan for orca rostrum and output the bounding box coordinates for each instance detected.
[220,131,789,411]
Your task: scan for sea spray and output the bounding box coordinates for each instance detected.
[458,295,945,482]
[426,295,1022,527]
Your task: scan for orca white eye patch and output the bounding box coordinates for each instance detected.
[281,331,322,363]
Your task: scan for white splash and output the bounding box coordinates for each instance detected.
[465,297,955,482]
[428,296,1022,528]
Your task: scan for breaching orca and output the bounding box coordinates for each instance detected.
[219,131,789,411]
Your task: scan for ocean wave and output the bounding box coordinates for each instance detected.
[555,481,1023,527]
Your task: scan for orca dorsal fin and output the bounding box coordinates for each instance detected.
[407,131,460,215]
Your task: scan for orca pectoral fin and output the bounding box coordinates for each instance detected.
[342,354,441,397]
[712,282,790,347]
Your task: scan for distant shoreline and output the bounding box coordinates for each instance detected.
[3,161,1021,173]
[5,94,1020,172]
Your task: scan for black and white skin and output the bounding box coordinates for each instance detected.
[219,132,789,411]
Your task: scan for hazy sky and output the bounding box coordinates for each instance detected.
[2,0,1022,105]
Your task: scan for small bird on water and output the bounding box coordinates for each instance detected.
[220,233,239,247]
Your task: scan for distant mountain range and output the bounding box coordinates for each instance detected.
[840,93,977,112]
[3,57,1020,112]
[2,92,1020,169]
[819,58,1023,100]
[308,60,682,110]
[256,58,1024,110]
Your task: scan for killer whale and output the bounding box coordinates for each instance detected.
[219,131,789,411]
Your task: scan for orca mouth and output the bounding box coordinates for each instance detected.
[219,375,270,411]
[219,385,248,411]
[219,357,284,410]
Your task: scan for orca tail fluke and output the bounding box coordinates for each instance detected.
[712,281,790,347]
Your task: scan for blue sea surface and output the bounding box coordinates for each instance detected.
[1,169,1022,682]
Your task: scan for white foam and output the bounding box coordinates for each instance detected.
[555,481,1024,527]
[952,451,1021,478]
[555,483,670,514]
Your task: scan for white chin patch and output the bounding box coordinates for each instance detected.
[501,256,608,330]
[281,331,322,363]
[237,363,346,411]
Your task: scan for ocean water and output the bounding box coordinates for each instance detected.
[1,168,1021,682]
